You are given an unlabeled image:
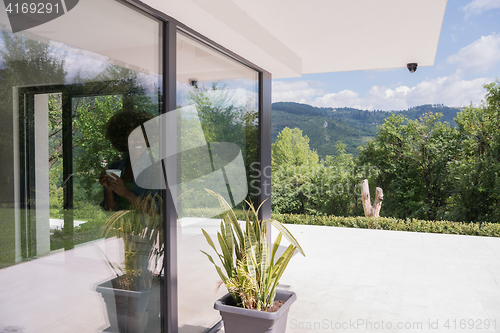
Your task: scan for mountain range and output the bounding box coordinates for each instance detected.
[271,102,462,157]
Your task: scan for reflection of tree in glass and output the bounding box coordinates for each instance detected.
[185,82,259,204]
[188,82,247,145]
[66,66,159,204]
[0,32,67,200]
[0,32,66,227]
[0,32,158,207]
[0,31,67,88]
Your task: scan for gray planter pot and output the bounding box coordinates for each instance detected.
[96,276,154,333]
[214,289,297,333]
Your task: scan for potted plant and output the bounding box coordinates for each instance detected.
[201,190,305,333]
[95,193,163,333]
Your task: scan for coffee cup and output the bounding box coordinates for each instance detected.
[106,169,122,179]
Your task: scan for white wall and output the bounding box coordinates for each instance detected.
[34,94,51,256]
[12,86,22,263]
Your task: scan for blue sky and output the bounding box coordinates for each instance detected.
[272,0,500,111]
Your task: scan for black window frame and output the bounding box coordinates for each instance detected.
[17,82,140,254]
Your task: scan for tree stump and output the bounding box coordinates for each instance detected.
[361,179,383,217]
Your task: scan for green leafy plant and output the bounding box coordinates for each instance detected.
[273,213,500,237]
[201,189,305,311]
[101,193,164,291]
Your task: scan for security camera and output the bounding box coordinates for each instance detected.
[188,78,198,88]
[407,63,418,73]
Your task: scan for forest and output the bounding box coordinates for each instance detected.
[272,102,461,157]
[271,80,500,223]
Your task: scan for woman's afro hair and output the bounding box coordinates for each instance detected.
[105,110,154,152]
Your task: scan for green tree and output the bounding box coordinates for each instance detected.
[271,140,372,216]
[358,113,456,220]
[449,80,500,222]
[306,142,368,216]
[271,164,311,214]
[271,127,319,214]
[272,127,319,168]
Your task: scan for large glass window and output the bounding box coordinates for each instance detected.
[0,2,266,332]
[175,31,259,332]
[0,1,162,332]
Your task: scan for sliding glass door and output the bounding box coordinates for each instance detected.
[0,1,162,331]
[175,31,260,332]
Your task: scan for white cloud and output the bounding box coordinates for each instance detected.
[312,84,411,110]
[272,80,324,104]
[49,41,108,81]
[405,72,493,107]
[314,90,370,110]
[461,0,500,16]
[446,34,500,74]
[273,72,494,111]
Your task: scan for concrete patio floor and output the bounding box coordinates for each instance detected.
[1,221,500,333]
[277,224,500,333]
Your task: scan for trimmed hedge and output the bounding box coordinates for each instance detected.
[271,213,500,238]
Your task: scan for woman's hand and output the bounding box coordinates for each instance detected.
[100,169,139,210]
[100,169,116,211]
[99,169,110,188]
[106,173,131,197]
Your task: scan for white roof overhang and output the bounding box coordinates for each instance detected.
[0,0,447,79]
[144,0,448,78]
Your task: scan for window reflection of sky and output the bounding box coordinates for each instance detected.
[42,39,158,92]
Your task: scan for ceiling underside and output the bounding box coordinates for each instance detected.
[0,0,448,79]
[147,0,448,77]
